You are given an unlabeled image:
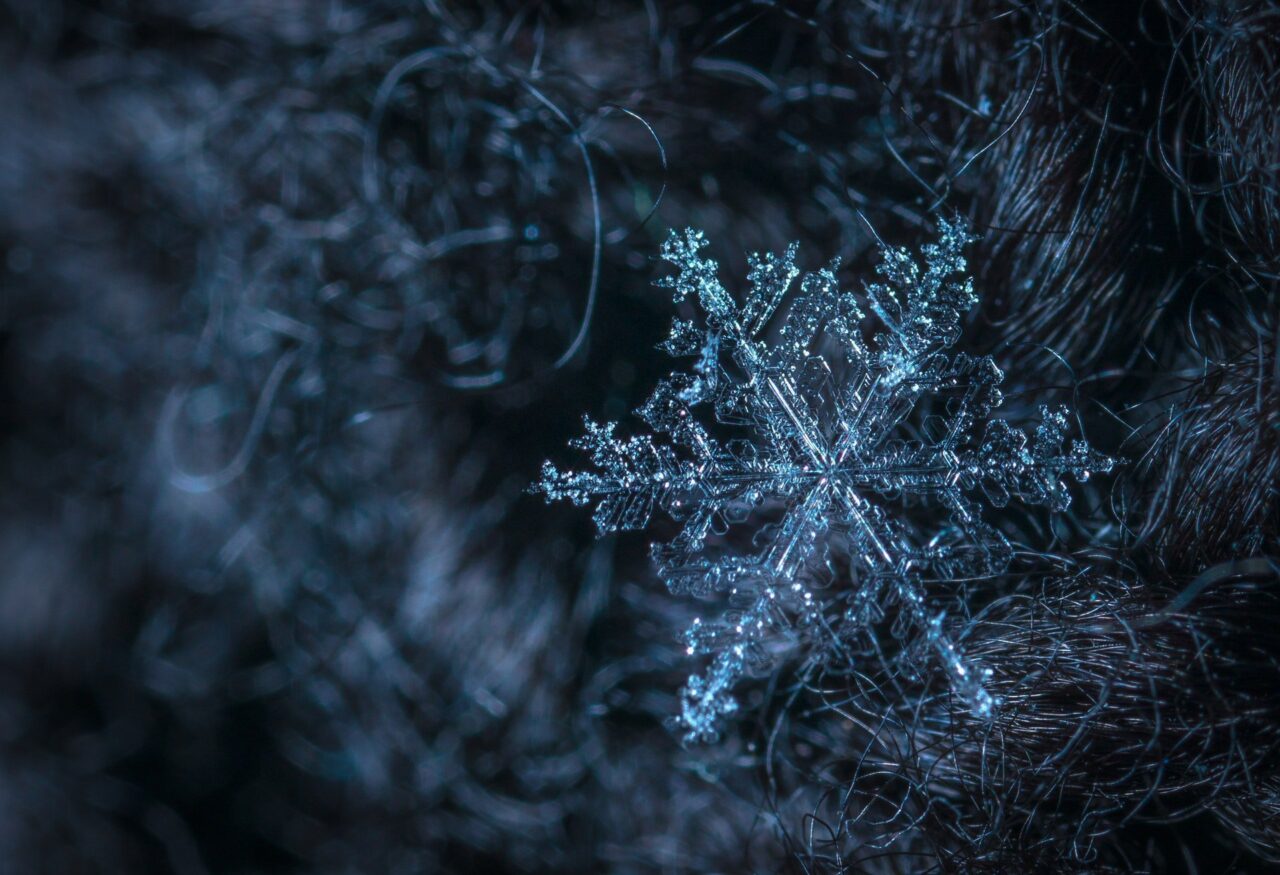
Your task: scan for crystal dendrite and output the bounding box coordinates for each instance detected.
[536,217,1113,742]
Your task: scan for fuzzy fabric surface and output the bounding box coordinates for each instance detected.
[1,1,1277,872]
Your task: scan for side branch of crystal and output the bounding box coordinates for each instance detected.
[535,217,1114,743]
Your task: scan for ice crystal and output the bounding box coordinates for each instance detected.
[536,218,1113,743]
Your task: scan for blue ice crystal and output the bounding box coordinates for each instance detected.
[536,218,1113,743]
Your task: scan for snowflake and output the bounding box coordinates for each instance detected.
[536,218,1113,742]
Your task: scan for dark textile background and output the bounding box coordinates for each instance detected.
[1,1,1276,872]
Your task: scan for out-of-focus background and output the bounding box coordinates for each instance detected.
[1,1,1277,872]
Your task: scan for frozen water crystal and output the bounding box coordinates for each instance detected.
[536,218,1113,743]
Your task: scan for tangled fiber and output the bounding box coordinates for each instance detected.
[0,0,1277,872]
